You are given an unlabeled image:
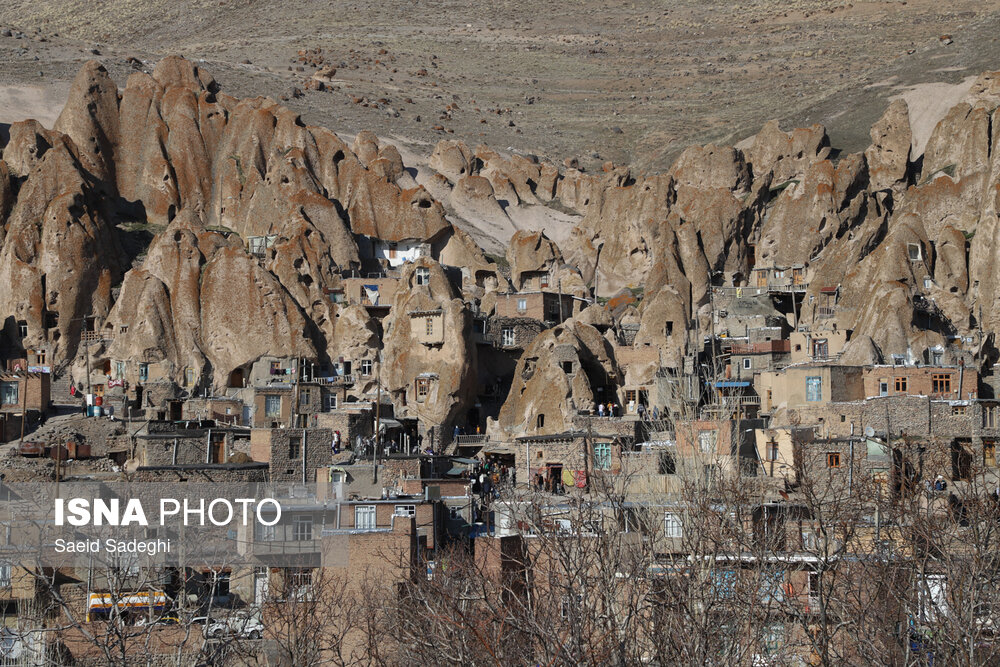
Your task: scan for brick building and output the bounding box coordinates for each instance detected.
[861,364,978,400]
[494,291,577,323]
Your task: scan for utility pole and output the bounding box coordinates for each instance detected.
[372,353,381,484]
[18,374,27,450]
[84,337,92,415]
[557,278,564,322]
[584,418,593,494]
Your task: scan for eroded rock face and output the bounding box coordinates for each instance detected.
[497,319,620,437]
[742,120,831,183]
[382,259,478,447]
[0,56,465,388]
[865,99,912,191]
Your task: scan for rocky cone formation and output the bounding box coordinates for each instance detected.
[7,57,1000,442]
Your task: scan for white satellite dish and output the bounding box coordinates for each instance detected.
[864,426,875,438]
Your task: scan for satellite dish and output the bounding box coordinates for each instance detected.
[864,426,875,438]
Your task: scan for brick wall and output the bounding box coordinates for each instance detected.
[268,428,334,482]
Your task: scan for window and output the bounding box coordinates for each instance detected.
[138,363,149,382]
[265,395,282,418]
[184,367,195,386]
[255,521,275,542]
[562,361,574,374]
[664,513,683,538]
[415,266,430,286]
[540,274,549,288]
[924,277,933,289]
[270,361,282,375]
[658,452,676,475]
[895,376,907,392]
[16,321,27,339]
[805,376,822,402]
[394,505,416,517]
[536,413,545,429]
[698,430,718,454]
[425,318,434,336]
[326,394,338,411]
[743,358,751,370]
[908,243,922,261]
[892,354,906,365]
[767,442,779,461]
[594,443,612,470]
[292,515,313,541]
[288,436,301,460]
[952,405,967,416]
[0,382,18,406]
[299,387,312,409]
[517,298,527,312]
[712,569,736,599]
[0,564,10,588]
[985,406,999,428]
[932,374,952,394]
[808,571,821,606]
[286,568,313,600]
[665,321,673,336]
[986,441,997,467]
[501,327,515,347]
[360,359,373,376]
[355,505,377,530]
[113,361,126,380]
[554,592,585,620]
[827,452,841,468]
[879,379,888,397]
[932,351,943,365]
[416,378,429,402]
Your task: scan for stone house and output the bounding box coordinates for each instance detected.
[479,316,546,351]
[250,427,335,483]
[513,430,626,490]
[757,365,865,412]
[861,364,978,400]
[494,291,577,323]
[789,328,850,363]
[134,420,252,466]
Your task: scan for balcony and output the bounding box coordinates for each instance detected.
[816,306,836,319]
[81,331,113,344]
[729,341,790,355]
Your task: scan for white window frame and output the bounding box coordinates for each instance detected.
[325,394,338,411]
[415,267,430,286]
[360,359,373,376]
[501,327,516,347]
[517,298,527,312]
[743,358,751,370]
[355,505,377,530]
[394,504,416,518]
[664,512,683,538]
[292,515,313,541]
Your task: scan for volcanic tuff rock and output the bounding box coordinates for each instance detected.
[12,56,1000,441]
[381,258,478,445]
[496,319,620,437]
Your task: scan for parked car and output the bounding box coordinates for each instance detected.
[190,616,228,639]
[228,614,264,639]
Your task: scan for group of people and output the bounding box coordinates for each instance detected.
[595,402,661,421]
[470,459,515,500]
